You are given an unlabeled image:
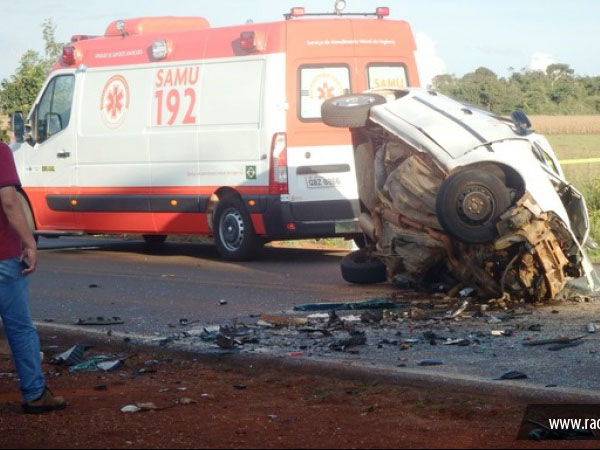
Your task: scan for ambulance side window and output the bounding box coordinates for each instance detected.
[367,64,408,90]
[299,65,351,121]
[34,74,75,144]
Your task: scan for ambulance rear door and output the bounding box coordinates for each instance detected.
[286,62,360,232]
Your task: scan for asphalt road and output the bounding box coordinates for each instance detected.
[27,236,600,395]
[30,236,389,334]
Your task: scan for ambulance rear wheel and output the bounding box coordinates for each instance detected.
[321,94,386,128]
[214,195,263,261]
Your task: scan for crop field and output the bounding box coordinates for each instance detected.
[530,115,600,135]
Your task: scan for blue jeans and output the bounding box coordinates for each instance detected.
[0,257,45,402]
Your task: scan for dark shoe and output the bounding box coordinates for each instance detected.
[22,388,66,414]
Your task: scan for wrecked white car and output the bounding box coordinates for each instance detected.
[321,88,600,302]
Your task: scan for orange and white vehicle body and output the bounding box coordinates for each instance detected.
[11,7,420,258]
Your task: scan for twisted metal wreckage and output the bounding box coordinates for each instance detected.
[322,88,600,302]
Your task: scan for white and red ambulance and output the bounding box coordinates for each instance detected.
[11,5,420,260]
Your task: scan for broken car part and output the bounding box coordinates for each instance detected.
[294,298,396,312]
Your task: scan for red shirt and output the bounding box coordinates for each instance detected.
[0,142,22,260]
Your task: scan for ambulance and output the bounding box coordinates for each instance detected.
[11,4,420,260]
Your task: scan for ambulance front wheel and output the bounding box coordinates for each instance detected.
[214,195,263,261]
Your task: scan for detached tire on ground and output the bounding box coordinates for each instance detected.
[214,195,263,261]
[435,169,511,244]
[340,249,387,284]
[321,94,386,128]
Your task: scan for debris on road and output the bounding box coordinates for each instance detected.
[96,360,124,372]
[495,371,528,380]
[69,356,110,372]
[329,331,367,352]
[179,318,200,327]
[121,405,142,413]
[547,340,586,351]
[294,298,397,312]
[75,316,124,325]
[587,322,596,333]
[522,336,586,347]
[49,344,91,366]
[418,359,444,367]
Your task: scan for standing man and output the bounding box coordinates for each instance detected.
[0,141,66,413]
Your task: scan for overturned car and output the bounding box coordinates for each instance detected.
[322,89,600,302]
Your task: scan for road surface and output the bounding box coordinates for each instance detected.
[30,236,389,334]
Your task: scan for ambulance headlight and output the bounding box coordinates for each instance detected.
[152,40,169,60]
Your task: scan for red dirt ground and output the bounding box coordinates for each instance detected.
[0,334,597,449]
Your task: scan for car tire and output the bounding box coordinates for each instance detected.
[142,234,167,244]
[340,249,387,284]
[214,195,263,261]
[321,94,386,128]
[435,169,511,244]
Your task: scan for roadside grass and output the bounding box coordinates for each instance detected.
[549,135,600,261]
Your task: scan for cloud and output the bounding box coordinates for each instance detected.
[414,32,447,88]
[529,52,556,72]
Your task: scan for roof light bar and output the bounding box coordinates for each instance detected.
[71,35,98,42]
[284,6,390,19]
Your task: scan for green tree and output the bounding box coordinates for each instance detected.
[0,18,64,116]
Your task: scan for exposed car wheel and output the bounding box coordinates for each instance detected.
[142,234,167,244]
[340,249,387,284]
[18,192,38,243]
[214,195,263,261]
[436,169,511,244]
[321,94,386,128]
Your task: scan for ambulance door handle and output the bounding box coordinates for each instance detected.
[57,150,71,159]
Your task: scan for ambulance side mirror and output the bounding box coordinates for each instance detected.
[11,111,24,143]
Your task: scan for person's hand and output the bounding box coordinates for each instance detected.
[20,246,37,275]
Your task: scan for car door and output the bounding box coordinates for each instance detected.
[26,73,78,230]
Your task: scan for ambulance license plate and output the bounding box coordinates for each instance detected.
[306,175,342,188]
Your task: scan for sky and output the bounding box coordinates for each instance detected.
[1,0,599,86]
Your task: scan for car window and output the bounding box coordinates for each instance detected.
[367,64,408,90]
[532,142,560,175]
[299,65,351,120]
[34,74,75,144]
